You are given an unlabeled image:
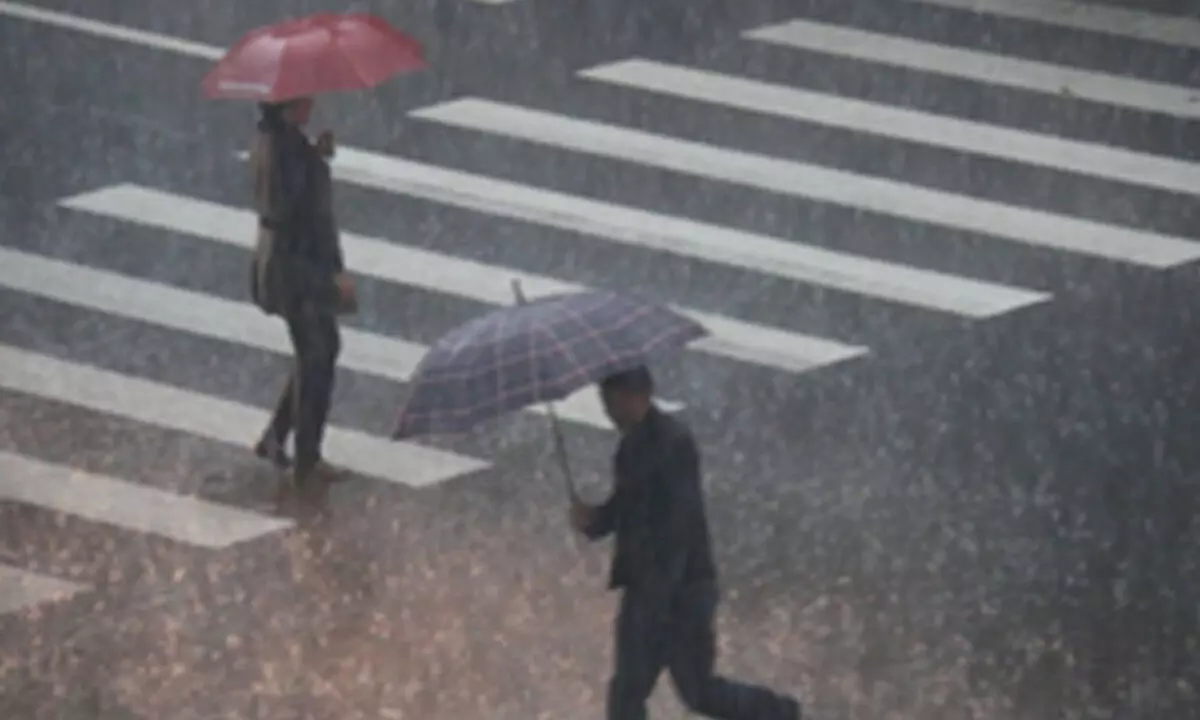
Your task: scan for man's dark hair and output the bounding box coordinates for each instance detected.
[600,365,654,396]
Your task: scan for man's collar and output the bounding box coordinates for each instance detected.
[621,403,660,436]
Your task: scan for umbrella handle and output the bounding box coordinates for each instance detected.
[512,279,578,501]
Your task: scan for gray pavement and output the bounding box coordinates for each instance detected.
[1,0,1199,717]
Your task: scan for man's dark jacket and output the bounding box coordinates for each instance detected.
[583,406,717,606]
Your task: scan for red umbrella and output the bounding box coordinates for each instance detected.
[202,13,426,102]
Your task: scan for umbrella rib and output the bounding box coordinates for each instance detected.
[571,295,623,371]
[329,25,374,87]
[544,316,593,397]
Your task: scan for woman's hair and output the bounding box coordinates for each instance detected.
[257,101,287,132]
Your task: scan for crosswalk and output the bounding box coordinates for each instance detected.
[1,0,1197,621]
[747,17,1200,118]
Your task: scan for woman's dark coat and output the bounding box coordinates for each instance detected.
[249,119,344,316]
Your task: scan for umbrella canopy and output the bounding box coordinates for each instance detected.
[391,290,707,439]
[202,13,425,101]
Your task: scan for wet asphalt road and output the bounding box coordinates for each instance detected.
[2,0,1200,717]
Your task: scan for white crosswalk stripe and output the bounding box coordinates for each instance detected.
[410,98,1200,267]
[897,0,1200,49]
[0,246,673,431]
[0,344,488,489]
[745,18,1200,118]
[1,0,1197,617]
[0,451,294,549]
[578,59,1200,196]
[63,183,869,374]
[314,147,1050,318]
[0,563,90,616]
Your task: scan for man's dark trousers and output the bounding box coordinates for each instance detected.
[608,581,799,720]
[264,303,340,477]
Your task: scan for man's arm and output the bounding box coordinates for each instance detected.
[645,435,703,604]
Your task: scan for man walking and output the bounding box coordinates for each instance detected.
[571,366,802,720]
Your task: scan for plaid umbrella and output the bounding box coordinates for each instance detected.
[390,289,707,440]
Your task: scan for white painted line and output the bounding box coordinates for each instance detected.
[581,59,1200,197]
[327,147,1045,319]
[0,343,488,488]
[61,183,868,375]
[0,563,89,616]
[0,451,293,549]
[0,246,663,431]
[0,1,223,59]
[744,19,1200,119]
[411,98,1200,269]
[898,0,1200,50]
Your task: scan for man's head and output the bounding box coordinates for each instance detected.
[599,366,654,431]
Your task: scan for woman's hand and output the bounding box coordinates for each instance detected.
[316,130,335,159]
[334,272,357,313]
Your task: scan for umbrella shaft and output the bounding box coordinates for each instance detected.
[546,405,576,497]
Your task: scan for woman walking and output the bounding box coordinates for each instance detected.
[249,96,356,486]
